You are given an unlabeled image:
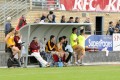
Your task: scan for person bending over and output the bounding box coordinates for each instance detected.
[5,28,21,60]
[62,36,73,63]
[57,37,66,64]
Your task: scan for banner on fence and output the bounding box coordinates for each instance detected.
[113,33,120,51]
[60,0,120,12]
[85,35,113,51]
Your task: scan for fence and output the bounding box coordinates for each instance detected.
[30,0,60,10]
[0,0,28,25]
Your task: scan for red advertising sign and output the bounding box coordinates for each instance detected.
[60,0,119,12]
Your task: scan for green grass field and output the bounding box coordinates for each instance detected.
[0,66,120,80]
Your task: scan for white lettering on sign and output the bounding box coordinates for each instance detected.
[61,0,120,12]
[107,0,116,11]
[89,0,95,11]
[113,33,120,51]
[88,39,112,47]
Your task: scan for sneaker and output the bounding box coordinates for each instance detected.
[74,62,79,66]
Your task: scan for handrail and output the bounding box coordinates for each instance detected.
[0,0,28,25]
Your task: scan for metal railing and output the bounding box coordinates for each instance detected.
[31,0,60,10]
[0,0,28,25]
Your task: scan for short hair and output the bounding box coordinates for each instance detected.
[62,36,66,39]
[59,37,63,42]
[9,27,15,33]
[72,27,77,32]
[80,29,84,34]
[69,17,73,19]
[109,21,113,24]
[50,35,55,40]
[61,15,65,19]
[49,11,53,14]
[33,37,37,40]
[75,17,79,20]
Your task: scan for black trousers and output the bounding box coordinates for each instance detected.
[65,52,72,63]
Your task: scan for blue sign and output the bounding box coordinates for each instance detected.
[85,35,113,51]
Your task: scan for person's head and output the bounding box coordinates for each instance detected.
[59,37,64,43]
[50,35,55,42]
[7,17,11,22]
[49,11,53,14]
[9,28,15,34]
[80,29,85,35]
[109,21,113,26]
[72,27,77,33]
[33,37,38,42]
[75,17,80,23]
[69,17,74,22]
[15,30,20,36]
[62,36,67,42]
[61,15,65,21]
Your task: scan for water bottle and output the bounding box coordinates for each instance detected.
[58,58,63,67]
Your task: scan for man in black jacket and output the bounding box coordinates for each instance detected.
[62,36,73,63]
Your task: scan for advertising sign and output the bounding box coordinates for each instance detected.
[60,0,120,12]
[85,35,113,51]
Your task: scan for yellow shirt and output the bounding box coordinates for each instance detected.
[7,35,15,47]
[70,33,78,47]
[78,35,85,48]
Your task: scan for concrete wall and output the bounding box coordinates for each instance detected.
[0,52,9,66]
[0,51,120,66]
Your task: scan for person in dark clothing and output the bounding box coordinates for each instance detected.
[74,17,80,23]
[5,17,12,36]
[16,15,27,30]
[47,11,56,23]
[67,17,74,23]
[5,17,12,52]
[14,31,22,50]
[60,15,66,23]
[45,35,56,52]
[40,13,47,21]
[106,21,115,35]
[62,36,72,63]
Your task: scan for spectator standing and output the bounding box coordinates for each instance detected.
[60,15,66,23]
[16,15,27,30]
[67,17,74,23]
[5,17,12,36]
[84,17,91,34]
[106,21,114,35]
[74,17,80,23]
